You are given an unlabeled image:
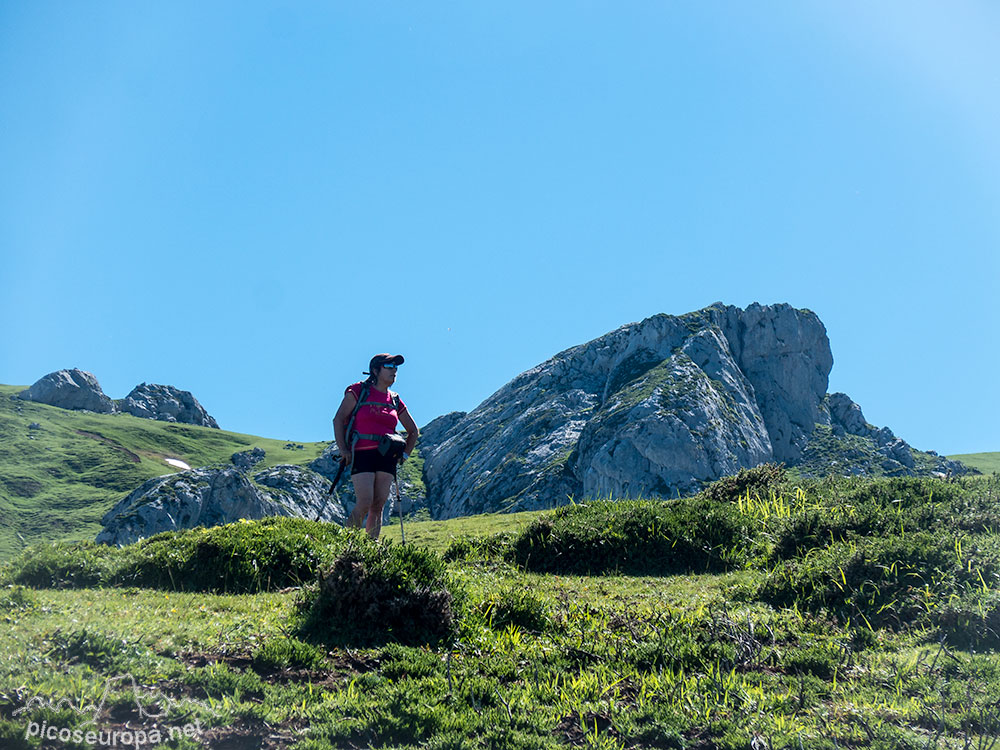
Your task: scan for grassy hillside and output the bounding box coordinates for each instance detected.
[0,384,329,559]
[950,452,1000,473]
[3,378,995,562]
[3,472,1000,749]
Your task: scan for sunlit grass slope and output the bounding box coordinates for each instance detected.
[0,384,328,559]
[379,508,548,551]
[951,452,1000,473]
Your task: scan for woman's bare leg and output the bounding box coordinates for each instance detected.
[349,472,375,529]
[366,472,395,539]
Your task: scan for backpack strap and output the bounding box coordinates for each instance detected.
[345,387,405,453]
[342,382,372,465]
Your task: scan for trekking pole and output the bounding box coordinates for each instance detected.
[315,457,347,521]
[395,478,406,545]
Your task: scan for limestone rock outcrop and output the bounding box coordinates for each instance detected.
[17,370,220,428]
[419,302,968,519]
[796,392,968,478]
[231,447,267,471]
[120,383,219,428]
[17,369,115,413]
[96,464,348,546]
[252,465,342,521]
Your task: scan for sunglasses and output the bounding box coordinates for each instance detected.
[380,363,398,370]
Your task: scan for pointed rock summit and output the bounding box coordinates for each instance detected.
[419,303,968,519]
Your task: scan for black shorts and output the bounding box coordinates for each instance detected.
[351,448,398,477]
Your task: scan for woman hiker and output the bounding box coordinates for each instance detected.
[333,353,419,539]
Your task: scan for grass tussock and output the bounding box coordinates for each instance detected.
[509,496,755,575]
[294,535,463,648]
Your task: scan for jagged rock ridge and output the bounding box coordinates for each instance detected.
[800,392,967,478]
[17,369,219,428]
[419,303,969,519]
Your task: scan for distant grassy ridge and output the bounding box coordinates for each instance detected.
[951,452,1000,473]
[0,384,329,559]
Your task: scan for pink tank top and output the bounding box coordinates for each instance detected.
[346,382,407,450]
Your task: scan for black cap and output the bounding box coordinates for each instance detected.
[365,353,404,375]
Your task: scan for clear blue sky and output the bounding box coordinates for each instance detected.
[2,2,997,455]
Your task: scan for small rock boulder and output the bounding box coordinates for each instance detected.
[309,444,344,479]
[232,447,266,471]
[18,369,115,413]
[120,383,219,428]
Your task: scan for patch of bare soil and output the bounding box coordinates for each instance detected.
[197,717,308,750]
[554,710,619,746]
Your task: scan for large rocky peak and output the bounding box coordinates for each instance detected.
[419,303,962,519]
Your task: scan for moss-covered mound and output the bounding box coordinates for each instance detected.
[3,517,348,593]
[509,496,756,575]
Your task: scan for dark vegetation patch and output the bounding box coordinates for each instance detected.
[75,430,142,463]
[757,531,1000,646]
[603,347,663,399]
[448,472,1000,649]
[701,462,789,503]
[509,496,754,575]
[251,636,327,672]
[176,645,379,684]
[4,540,121,588]
[0,475,43,498]
[477,586,552,632]
[294,540,462,648]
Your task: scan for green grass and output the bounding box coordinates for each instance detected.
[380,508,547,551]
[950,452,1000,473]
[4,473,1000,748]
[0,383,330,559]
